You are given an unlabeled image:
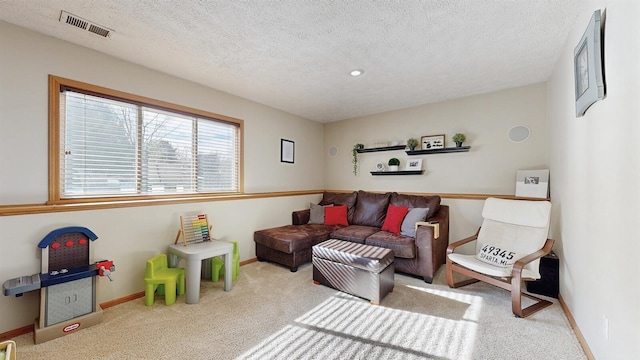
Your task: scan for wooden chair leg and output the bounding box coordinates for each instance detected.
[511,277,552,318]
[446,258,454,287]
[446,260,480,288]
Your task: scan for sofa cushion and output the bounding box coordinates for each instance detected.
[319,191,358,224]
[365,231,416,259]
[308,203,333,224]
[400,207,429,237]
[352,191,391,227]
[381,204,408,235]
[254,224,338,253]
[330,225,380,244]
[390,192,441,219]
[324,205,348,226]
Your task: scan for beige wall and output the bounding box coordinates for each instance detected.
[0,21,323,333]
[547,2,640,359]
[323,83,548,194]
[323,83,549,241]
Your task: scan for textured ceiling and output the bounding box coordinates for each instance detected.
[0,0,581,122]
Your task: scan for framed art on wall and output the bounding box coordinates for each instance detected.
[574,9,605,117]
[405,159,423,171]
[515,169,550,199]
[421,134,445,150]
[281,139,294,163]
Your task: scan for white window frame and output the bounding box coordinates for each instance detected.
[48,75,244,204]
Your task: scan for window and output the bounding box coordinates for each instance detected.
[49,76,243,203]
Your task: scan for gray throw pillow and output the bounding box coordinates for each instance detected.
[400,207,429,237]
[308,203,333,224]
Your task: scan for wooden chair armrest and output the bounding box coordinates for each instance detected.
[415,221,439,239]
[446,228,481,255]
[512,238,555,276]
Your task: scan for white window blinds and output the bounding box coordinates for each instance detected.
[60,89,239,198]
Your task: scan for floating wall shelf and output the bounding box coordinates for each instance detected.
[370,170,424,176]
[356,145,406,153]
[406,146,471,155]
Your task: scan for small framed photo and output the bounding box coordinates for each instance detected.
[574,9,605,117]
[405,159,423,171]
[421,134,445,150]
[515,169,549,198]
[281,139,294,163]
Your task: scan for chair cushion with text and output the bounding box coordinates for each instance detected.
[457,198,551,278]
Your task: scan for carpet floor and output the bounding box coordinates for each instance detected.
[12,261,586,359]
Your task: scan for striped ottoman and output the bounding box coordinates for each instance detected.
[312,239,394,305]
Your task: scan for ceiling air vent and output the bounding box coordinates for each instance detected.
[59,10,113,38]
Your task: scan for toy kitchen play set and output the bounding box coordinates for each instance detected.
[3,226,115,343]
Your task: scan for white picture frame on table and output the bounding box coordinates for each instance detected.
[515,169,549,199]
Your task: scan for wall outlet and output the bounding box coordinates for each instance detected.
[603,314,609,340]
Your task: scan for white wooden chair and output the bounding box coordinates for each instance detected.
[446,197,554,318]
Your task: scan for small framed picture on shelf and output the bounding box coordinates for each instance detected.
[405,159,422,171]
[421,134,445,150]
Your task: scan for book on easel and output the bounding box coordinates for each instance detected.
[175,213,212,246]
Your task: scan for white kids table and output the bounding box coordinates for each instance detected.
[168,240,233,304]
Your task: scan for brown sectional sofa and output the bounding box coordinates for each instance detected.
[254,190,449,283]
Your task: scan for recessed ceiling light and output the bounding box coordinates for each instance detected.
[350,69,364,77]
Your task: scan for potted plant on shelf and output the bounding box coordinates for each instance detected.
[452,133,466,147]
[407,137,419,151]
[352,143,364,175]
[388,158,400,171]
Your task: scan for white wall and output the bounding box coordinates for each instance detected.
[324,83,548,194]
[323,83,549,241]
[547,2,640,359]
[0,21,324,333]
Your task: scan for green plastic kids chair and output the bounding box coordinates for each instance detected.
[211,241,240,282]
[144,254,185,306]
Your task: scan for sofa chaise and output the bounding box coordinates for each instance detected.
[254,190,449,283]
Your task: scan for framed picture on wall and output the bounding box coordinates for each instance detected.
[515,169,550,199]
[280,139,294,163]
[421,134,445,150]
[574,9,605,117]
[405,159,423,171]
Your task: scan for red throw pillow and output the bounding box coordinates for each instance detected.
[324,205,348,226]
[381,204,409,235]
